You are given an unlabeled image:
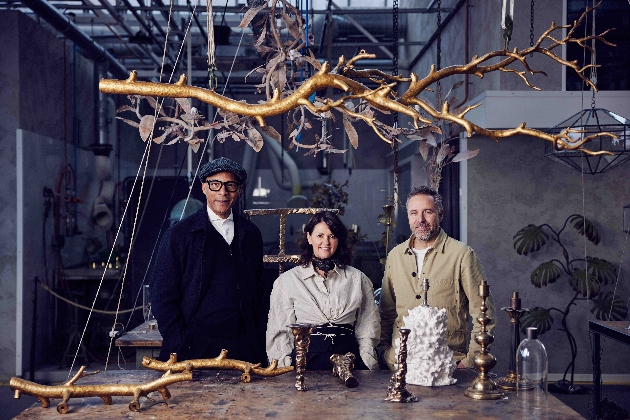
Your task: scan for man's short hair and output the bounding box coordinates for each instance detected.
[406,186,443,213]
[198,157,247,184]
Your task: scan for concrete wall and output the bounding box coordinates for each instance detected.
[466,132,630,379]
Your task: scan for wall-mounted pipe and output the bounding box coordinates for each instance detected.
[22,0,128,79]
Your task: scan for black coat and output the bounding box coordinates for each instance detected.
[150,207,266,362]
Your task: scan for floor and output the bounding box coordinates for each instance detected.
[2,374,629,420]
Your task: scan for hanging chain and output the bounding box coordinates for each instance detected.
[590,0,597,108]
[436,0,442,102]
[392,0,399,207]
[529,0,535,57]
[207,0,218,90]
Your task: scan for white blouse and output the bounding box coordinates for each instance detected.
[266,263,380,369]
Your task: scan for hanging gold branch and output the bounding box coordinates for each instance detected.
[100,1,616,156]
[142,350,294,383]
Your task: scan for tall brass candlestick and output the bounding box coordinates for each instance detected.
[289,324,315,391]
[464,280,504,400]
[496,291,531,391]
[385,328,418,403]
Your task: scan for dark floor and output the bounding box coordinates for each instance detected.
[2,378,629,419]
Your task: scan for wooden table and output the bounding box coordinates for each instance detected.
[589,320,630,418]
[115,321,162,368]
[14,369,582,419]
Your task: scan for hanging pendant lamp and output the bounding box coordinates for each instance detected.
[543,108,630,174]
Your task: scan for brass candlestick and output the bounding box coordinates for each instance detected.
[464,280,504,400]
[385,328,418,403]
[330,353,359,388]
[496,291,531,391]
[289,324,315,391]
[421,278,430,306]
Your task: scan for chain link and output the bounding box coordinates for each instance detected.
[529,0,535,57]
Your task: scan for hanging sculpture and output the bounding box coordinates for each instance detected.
[142,350,294,383]
[10,365,192,414]
[102,1,616,159]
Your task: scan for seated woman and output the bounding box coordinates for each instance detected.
[266,211,380,370]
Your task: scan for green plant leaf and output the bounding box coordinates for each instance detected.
[568,269,600,297]
[520,307,553,335]
[569,215,600,245]
[586,257,617,286]
[513,225,548,255]
[531,261,562,288]
[590,291,629,321]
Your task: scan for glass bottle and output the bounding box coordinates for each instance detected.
[516,327,548,409]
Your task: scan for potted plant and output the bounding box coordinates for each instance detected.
[513,214,628,394]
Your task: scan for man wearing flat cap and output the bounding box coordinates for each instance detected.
[151,157,267,364]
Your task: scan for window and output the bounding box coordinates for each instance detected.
[566,0,630,91]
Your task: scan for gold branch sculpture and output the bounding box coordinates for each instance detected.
[101,1,615,157]
[142,350,294,383]
[10,365,192,414]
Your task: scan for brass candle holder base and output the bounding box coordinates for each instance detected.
[384,328,418,403]
[496,371,534,391]
[289,324,315,391]
[464,376,505,400]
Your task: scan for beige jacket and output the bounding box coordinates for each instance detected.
[379,229,495,369]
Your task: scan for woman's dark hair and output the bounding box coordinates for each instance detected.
[299,211,352,267]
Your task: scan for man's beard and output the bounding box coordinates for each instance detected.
[412,222,439,242]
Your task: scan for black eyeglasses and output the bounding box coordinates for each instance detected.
[205,179,241,192]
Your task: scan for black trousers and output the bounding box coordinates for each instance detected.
[292,323,368,371]
[174,320,258,363]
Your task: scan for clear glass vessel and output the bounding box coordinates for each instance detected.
[516,327,548,409]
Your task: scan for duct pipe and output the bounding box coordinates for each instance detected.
[255,128,301,197]
[91,64,116,231]
[22,0,128,80]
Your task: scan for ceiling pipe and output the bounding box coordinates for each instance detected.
[22,0,128,79]
[330,1,393,59]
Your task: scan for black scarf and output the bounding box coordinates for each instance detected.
[312,257,336,276]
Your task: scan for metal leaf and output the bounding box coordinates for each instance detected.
[259,125,281,143]
[531,261,562,288]
[451,149,479,163]
[568,269,600,297]
[569,214,600,245]
[281,12,300,40]
[590,291,629,321]
[586,257,617,286]
[175,98,191,114]
[246,128,264,152]
[238,4,267,29]
[419,141,429,161]
[139,115,156,142]
[520,307,553,335]
[513,224,549,255]
[342,114,359,149]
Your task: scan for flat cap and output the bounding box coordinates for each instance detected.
[198,157,247,184]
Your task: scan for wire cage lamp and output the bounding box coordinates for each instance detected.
[544,108,630,175]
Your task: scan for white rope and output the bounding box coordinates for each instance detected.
[501,0,514,29]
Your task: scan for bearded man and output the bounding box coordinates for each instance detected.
[378,185,495,370]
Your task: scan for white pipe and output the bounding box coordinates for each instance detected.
[256,127,302,196]
[16,129,24,377]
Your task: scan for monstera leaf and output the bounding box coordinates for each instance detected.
[590,291,629,321]
[530,261,562,288]
[520,307,553,335]
[569,269,601,297]
[569,215,600,245]
[513,224,549,255]
[586,257,617,286]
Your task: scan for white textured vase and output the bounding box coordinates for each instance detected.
[395,305,457,386]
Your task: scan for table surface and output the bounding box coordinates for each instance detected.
[14,369,582,419]
[588,320,630,344]
[115,321,162,347]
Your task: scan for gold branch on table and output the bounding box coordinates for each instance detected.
[100,1,615,156]
[142,350,294,383]
[10,365,192,414]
